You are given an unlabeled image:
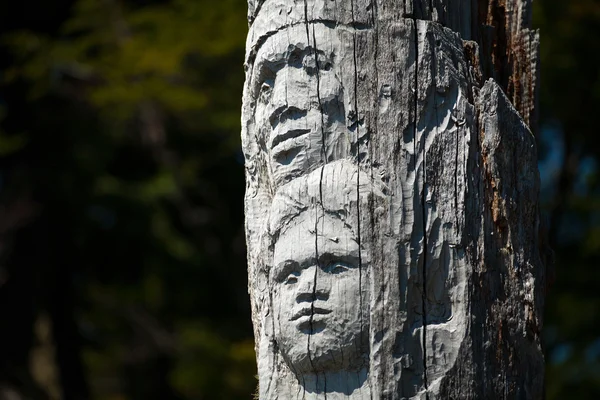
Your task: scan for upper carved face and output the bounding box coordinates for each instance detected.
[251,24,351,189]
[272,210,368,374]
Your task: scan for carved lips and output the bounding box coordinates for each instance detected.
[290,306,332,332]
[290,306,331,321]
[270,128,312,161]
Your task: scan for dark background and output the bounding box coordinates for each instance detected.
[0,0,597,399]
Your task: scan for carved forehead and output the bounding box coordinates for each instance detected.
[275,209,358,244]
[269,161,357,229]
[268,160,388,237]
[252,23,343,66]
[246,0,374,54]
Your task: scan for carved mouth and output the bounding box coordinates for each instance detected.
[290,307,331,322]
[270,128,311,159]
[297,319,326,334]
[270,128,311,150]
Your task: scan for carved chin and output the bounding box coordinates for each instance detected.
[278,325,369,376]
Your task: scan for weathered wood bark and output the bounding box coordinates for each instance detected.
[242,1,545,398]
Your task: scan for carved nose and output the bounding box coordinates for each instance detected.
[295,266,329,303]
[269,71,308,128]
[270,78,288,118]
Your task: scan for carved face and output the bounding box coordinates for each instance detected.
[272,210,368,374]
[252,24,350,188]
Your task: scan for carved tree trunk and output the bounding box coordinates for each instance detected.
[242,1,545,399]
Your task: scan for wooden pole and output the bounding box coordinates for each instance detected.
[242,1,545,398]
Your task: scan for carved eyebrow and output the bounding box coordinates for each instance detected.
[253,57,279,89]
[273,250,361,282]
[252,46,331,88]
[287,46,329,64]
[273,259,300,283]
[317,251,360,268]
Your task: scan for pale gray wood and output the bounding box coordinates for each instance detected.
[242,1,545,398]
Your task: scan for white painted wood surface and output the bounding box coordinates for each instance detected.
[242,1,545,398]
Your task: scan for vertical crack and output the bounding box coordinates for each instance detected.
[455,108,460,234]
[310,24,328,173]
[266,280,277,396]
[304,0,335,388]
[302,0,320,383]
[349,0,362,319]
[348,0,372,394]
[423,28,444,400]
[347,2,368,393]
[303,0,311,43]
[413,18,430,399]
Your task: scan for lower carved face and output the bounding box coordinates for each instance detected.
[272,212,368,374]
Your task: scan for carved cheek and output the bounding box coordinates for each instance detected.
[271,288,284,325]
[255,102,273,134]
[317,72,342,103]
[282,287,297,310]
[337,273,362,304]
[272,285,293,320]
[324,268,349,290]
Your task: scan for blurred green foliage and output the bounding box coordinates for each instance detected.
[534,0,600,398]
[0,0,254,399]
[0,0,599,399]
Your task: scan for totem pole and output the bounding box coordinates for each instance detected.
[242,1,545,398]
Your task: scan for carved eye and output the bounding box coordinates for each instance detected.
[284,274,298,285]
[259,81,272,102]
[325,262,350,274]
[289,52,301,66]
[303,56,318,75]
[319,61,332,71]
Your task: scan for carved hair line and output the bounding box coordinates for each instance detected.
[245,20,373,66]
[266,159,387,246]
